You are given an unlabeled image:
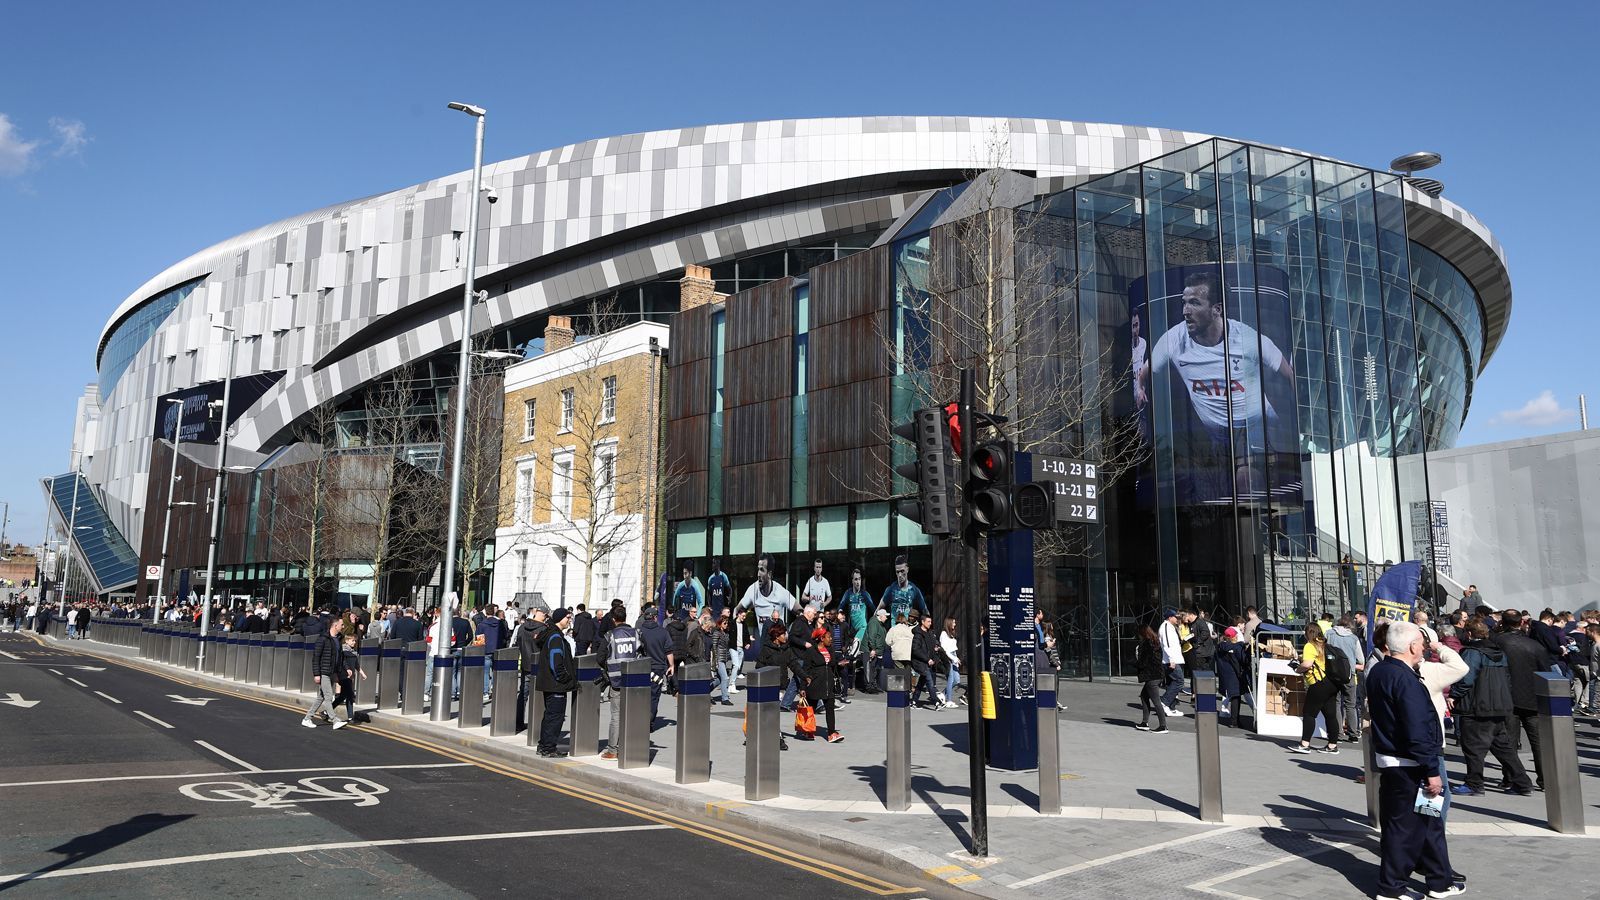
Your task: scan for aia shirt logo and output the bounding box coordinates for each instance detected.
[1191,378,1245,396]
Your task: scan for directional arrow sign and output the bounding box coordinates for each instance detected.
[167,695,216,706]
[75,666,107,672]
[1,693,39,709]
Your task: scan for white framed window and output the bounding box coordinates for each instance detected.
[514,461,535,523]
[551,451,573,519]
[522,398,537,440]
[601,375,617,423]
[594,553,611,605]
[515,549,529,593]
[595,448,617,517]
[559,388,574,432]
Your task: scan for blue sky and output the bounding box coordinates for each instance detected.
[1,1,1594,545]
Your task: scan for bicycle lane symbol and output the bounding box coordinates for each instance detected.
[180,776,390,809]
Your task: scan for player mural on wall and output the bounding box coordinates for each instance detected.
[1133,265,1300,505]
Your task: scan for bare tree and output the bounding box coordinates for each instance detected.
[881,127,1146,560]
[269,403,345,608]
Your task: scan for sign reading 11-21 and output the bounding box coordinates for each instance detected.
[1033,455,1099,524]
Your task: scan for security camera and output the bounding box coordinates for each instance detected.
[484,187,499,204]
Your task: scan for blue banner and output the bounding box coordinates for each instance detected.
[1365,560,1422,652]
[985,517,1039,772]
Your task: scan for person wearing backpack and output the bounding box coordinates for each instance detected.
[1451,619,1531,796]
[1288,623,1343,754]
[1326,613,1365,742]
[597,607,638,759]
[534,608,577,757]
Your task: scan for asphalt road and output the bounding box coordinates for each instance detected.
[0,631,946,898]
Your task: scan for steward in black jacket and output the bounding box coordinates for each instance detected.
[533,622,577,693]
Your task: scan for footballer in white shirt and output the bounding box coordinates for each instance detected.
[1136,272,1294,495]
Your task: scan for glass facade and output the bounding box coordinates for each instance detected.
[664,137,1490,679]
[98,278,202,397]
[48,472,141,592]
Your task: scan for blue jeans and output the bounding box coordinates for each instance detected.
[782,674,799,709]
[1160,664,1186,709]
[714,661,733,702]
[728,647,745,683]
[943,666,961,704]
[67,625,77,639]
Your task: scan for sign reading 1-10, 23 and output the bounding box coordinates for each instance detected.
[1032,455,1099,525]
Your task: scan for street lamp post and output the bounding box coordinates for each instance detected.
[154,397,187,623]
[432,100,487,721]
[197,319,239,666]
[59,450,82,616]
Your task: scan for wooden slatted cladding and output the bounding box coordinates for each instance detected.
[805,245,893,506]
[721,278,796,513]
[666,302,716,519]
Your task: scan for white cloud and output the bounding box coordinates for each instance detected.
[49,117,88,157]
[1490,389,1575,428]
[0,114,41,176]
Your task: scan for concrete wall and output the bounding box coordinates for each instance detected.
[1423,429,1600,613]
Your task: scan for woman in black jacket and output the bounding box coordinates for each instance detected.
[798,627,843,743]
[1135,624,1168,733]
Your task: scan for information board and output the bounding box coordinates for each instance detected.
[1032,455,1099,524]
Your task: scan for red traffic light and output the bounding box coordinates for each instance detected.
[970,441,1010,484]
[944,402,960,453]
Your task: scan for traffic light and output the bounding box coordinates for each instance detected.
[893,407,959,536]
[967,437,1055,532]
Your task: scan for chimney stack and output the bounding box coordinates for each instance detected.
[544,315,576,353]
[680,264,717,310]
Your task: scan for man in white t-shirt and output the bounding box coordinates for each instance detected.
[1137,272,1294,494]
[801,559,831,612]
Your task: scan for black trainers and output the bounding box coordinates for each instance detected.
[1149,727,1169,734]
[1135,723,1151,731]
[1289,744,1314,754]
[1317,744,1340,754]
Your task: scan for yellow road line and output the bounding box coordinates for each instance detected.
[24,633,920,896]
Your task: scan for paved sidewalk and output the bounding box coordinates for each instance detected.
[40,630,1600,900]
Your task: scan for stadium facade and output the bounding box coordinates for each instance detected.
[51,118,1507,647]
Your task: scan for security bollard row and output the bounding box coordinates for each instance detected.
[676,661,713,784]
[884,669,912,811]
[571,654,601,756]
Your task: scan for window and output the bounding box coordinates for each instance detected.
[552,452,573,519]
[523,398,536,440]
[601,376,617,423]
[514,462,535,523]
[594,553,611,605]
[515,549,529,593]
[595,449,616,517]
[560,388,574,432]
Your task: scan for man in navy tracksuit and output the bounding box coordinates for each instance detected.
[1366,620,1462,900]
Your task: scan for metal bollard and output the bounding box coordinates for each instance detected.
[676,661,713,784]
[884,669,912,811]
[299,634,317,693]
[1037,675,1062,815]
[400,640,427,715]
[458,646,485,728]
[1194,671,1224,823]
[745,665,782,801]
[488,648,519,736]
[138,624,148,658]
[1536,673,1586,834]
[272,635,291,689]
[617,658,652,768]
[356,641,379,706]
[188,626,201,670]
[378,640,403,709]
[248,633,265,684]
[225,632,242,681]
[570,653,601,756]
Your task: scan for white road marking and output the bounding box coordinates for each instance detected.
[180,776,389,809]
[67,678,88,687]
[0,649,20,660]
[166,694,215,706]
[0,824,672,885]
[0,762,473,789]
[133,711,174,729]
[93,691,121,704]
[48,669,63,676]
[0,693,39,709]
[1186,838,1354,898]
[1007,825,1244,888]
[194,740,257,772]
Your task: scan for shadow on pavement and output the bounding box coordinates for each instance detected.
[1,813,193,891]
[1258,827,1379,896]
[1136,787,1197,817]
[1288,758,1365,780]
